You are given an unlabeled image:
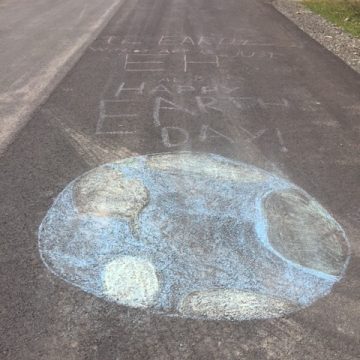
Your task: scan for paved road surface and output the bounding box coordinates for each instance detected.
[0,0,359,359]
[0,0,123,153]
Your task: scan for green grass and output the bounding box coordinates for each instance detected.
[303,0,360,37]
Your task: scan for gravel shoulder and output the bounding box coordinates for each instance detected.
[272,0,360,73]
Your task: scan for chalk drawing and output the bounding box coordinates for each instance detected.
[149,85,173,96]
[276,129,289,153]
[198,36,215,46]
[89,35,302,55]
[39,153,349,321]
[196,96,223,114]
[158,35,177,46]
[96,100,137,135]
[184,54,219,72]
[239,50,255,58]
[115,82,145,97]
[110,81,244,97]
[258,98,289,109]
[161,127,189,148]
[218,37,238,46]
[153,97,194,127]
[182,36,195,46]
[104,256,159,307]
[200,86,218,95]
[199,125,234,144]
[230,97,258,110]
[177,85,196,94]
[124,54,167,72]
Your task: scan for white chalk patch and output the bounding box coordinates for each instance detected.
[179,289,297,320]
[104,256,159,308]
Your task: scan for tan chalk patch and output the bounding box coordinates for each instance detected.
[265,190,348,276]
[74,167,148,222]
[148,153,267,182]
[179,289,297,320]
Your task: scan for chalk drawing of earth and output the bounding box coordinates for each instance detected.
[39,152,349,321]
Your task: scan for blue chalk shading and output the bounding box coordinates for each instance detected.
[38,152,349,320]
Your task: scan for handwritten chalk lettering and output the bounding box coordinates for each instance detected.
[149,85,173,95]
[215,49,278,60]
[158,35,179,46]
[96,100,137,135]
[200,49,216,55]
[199,124,234,144]
[198,36,217,46]
[158,77,179,83]
[114,35,241,49]
[218,37,238,46]
[153,97,194,127]
[158,35,196,46]
[232,39,250,46]
[230,97,259,110]
[200,85,241,95]
[124,54,168,72]
[300,100,322,112]
[266,52,284,60]
[161,126,189,147]
[184,54,220,72]
[238,51,281,60]
[258,98,289,109]
[177,85,196,94]
[161,124,240,147]
[240,41,276,47]
[196,96,223,114]
[239,50,255,58]
[229,97,290,110]
[111,82,245,99]
[133,49,150,53]
[200,86,218,95]
[182,36,195,46]
[160,36,198,47]
[276,129,289,153]
[247,128,267,142]
[159,35,224,47]
[92,36,300,54]
[239,40,301,48]
[115,82,145,97]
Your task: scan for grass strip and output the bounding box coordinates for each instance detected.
[303,0,360,37]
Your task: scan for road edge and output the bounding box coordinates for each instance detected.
[271,0,360,74]
[0,0,126,157]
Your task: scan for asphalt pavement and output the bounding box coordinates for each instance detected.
[0,0,359,359]
[0,0,124,153]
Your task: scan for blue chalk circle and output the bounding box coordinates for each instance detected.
[38,152,350,321]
